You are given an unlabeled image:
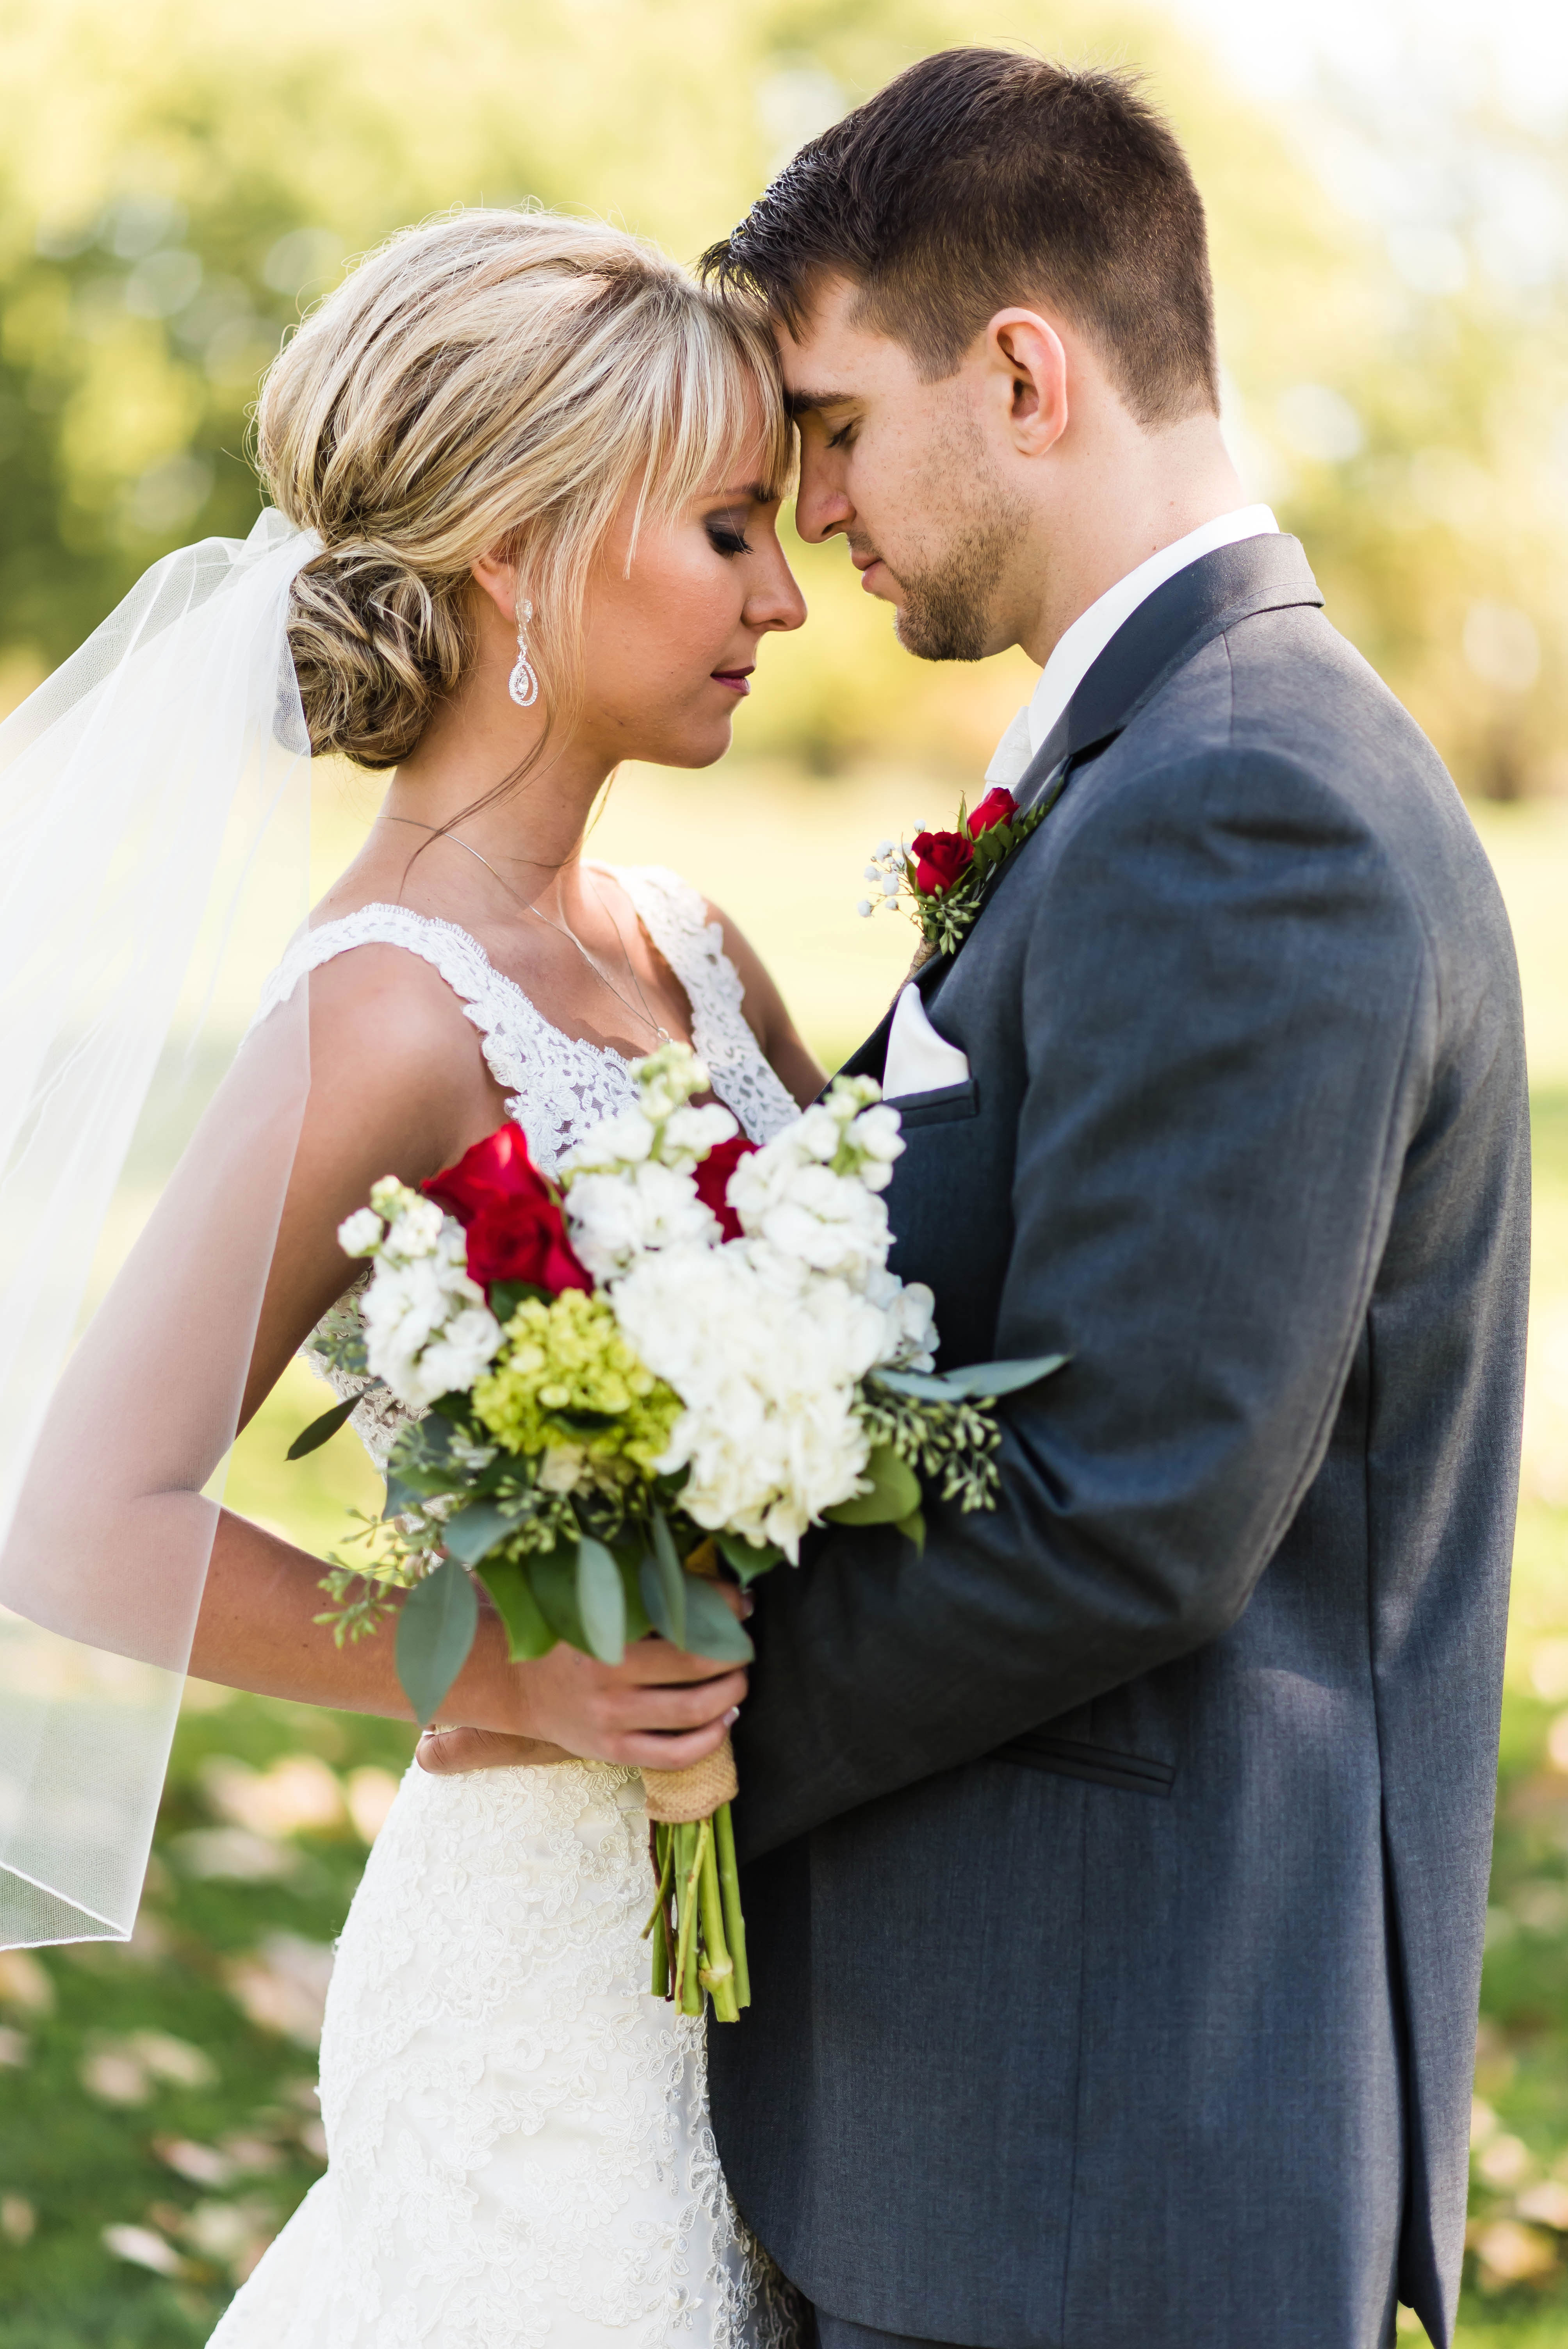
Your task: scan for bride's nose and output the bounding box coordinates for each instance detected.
[745,545,808,635]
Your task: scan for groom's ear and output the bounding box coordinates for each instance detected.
[984,310,1069,460]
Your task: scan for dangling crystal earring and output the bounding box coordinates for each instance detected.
[508,599,539,708]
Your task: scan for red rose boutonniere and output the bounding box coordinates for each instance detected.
[423,1121,592,1299]
[857,782,1050,957]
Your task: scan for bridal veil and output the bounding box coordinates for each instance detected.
[0,512,317,1945]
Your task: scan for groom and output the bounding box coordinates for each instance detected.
[690,47,1528,2349]
[425,46,1527,2349]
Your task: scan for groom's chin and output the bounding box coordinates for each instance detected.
[893,603,988,664]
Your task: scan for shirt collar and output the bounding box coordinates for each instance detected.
[985,504,1279,790]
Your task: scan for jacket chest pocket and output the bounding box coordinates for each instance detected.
[887,1077,980,1128]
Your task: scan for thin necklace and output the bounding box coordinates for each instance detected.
[383,816,670,1044]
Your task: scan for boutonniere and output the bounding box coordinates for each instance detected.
[856,784,1049,960]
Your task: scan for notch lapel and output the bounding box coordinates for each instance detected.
[1013,534,1324,812]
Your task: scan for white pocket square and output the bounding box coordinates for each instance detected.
[882,982,971,1101]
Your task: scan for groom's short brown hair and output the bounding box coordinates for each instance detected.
[701,48,1219,430]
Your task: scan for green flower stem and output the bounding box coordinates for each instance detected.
[714,1801,750,2010]
[646,1823,674,1998]
[679,1823,706,2016]
[641,1826,675,1942]
[674,1823,701,2015]
[698,1818,739,2023]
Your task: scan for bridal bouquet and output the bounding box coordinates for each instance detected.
[297,1043,1062,2020]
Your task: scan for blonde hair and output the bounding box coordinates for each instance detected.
[255,209,792,769]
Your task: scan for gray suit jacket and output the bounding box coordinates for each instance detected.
[707,537,1529,2349]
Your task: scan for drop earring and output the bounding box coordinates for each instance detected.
[508,599,539,708]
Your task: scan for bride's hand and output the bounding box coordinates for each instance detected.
[426,1587,751,1775]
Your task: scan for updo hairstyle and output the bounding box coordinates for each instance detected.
[255,210,791,768]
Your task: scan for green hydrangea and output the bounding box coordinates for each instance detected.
[471,1289,681,1484]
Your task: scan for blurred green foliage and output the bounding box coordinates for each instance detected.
[1,0,1565,787]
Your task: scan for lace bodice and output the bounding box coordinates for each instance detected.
[253,864,798,1465]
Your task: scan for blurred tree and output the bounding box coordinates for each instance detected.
[0,0,1564,789]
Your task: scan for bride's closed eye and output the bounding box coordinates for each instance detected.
[706,514,752,557]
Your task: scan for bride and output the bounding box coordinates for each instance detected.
[16,209,817,2344]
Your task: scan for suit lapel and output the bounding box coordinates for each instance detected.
[1013,533,1324,813]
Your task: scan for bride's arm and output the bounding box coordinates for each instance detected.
[188,948,746,1769]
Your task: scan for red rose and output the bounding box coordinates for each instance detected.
[423,1122,592,1297]
[911,828,974,897]
[968,786,1017,839]
[692,1130,757,1242]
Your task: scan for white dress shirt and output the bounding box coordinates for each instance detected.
[984,504,1279,791]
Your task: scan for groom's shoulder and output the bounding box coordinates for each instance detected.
[1057,599,1495,930]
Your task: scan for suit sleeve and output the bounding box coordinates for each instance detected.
[730,742,1438,1860]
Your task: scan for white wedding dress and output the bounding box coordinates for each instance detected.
[208,867,803,2349]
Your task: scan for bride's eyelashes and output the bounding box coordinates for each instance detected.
[704,513,752,558]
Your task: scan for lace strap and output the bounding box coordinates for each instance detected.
[604,864,797,1143]
[249,902,535,1105]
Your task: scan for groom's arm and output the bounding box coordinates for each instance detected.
[729,741,1443,1861]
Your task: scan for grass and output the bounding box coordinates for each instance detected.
[3,775,1568,2343]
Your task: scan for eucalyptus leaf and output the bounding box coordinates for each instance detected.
[932,1353,1069,1400]
[713,1528,784,1588]
[576,1534,627,1664]
[617,1552,653,1643]
[395,1558,479,1725]
[287,1388,373,1460]
[679,1572,755,1664]
[867,1368,956,1402]
[825,1443,922,1527]
[476,1558,556,1661]
[649,1508,687,1651]
[441,1501,515,1566]
[382,1472,419,1522]
[873,1352,1069,1403]
[531,1545,590,1652]
[639,1554,678,1647]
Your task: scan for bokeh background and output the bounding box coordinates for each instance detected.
[2,0,1567,2340]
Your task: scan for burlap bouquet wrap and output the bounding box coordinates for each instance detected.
[641,1731,738,1824]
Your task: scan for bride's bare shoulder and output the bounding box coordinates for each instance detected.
[295,919,504,1159]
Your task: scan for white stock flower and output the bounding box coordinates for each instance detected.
[337,1207,383,1258]
[357,1215,501,1410]
[610,1242,885,1559]
[565,1161,720,1282]
[661,1101,738,1169]
[416,1303,508,1402]
[745,1164,890,1287]
[727,1119,893,1288]
[379,1192,447,1263]
[560,1108,655,1175]
[865,1268,938,1371]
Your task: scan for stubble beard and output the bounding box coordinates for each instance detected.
[891,506,1022,660]
[884,428,1027,663]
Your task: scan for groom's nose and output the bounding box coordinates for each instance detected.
[794,443,854,545]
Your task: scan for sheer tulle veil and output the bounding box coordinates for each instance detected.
[0,510,319,1946]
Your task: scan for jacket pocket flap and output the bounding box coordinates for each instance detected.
[889,1076,980,1126]
[991,1730,1174,1798]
